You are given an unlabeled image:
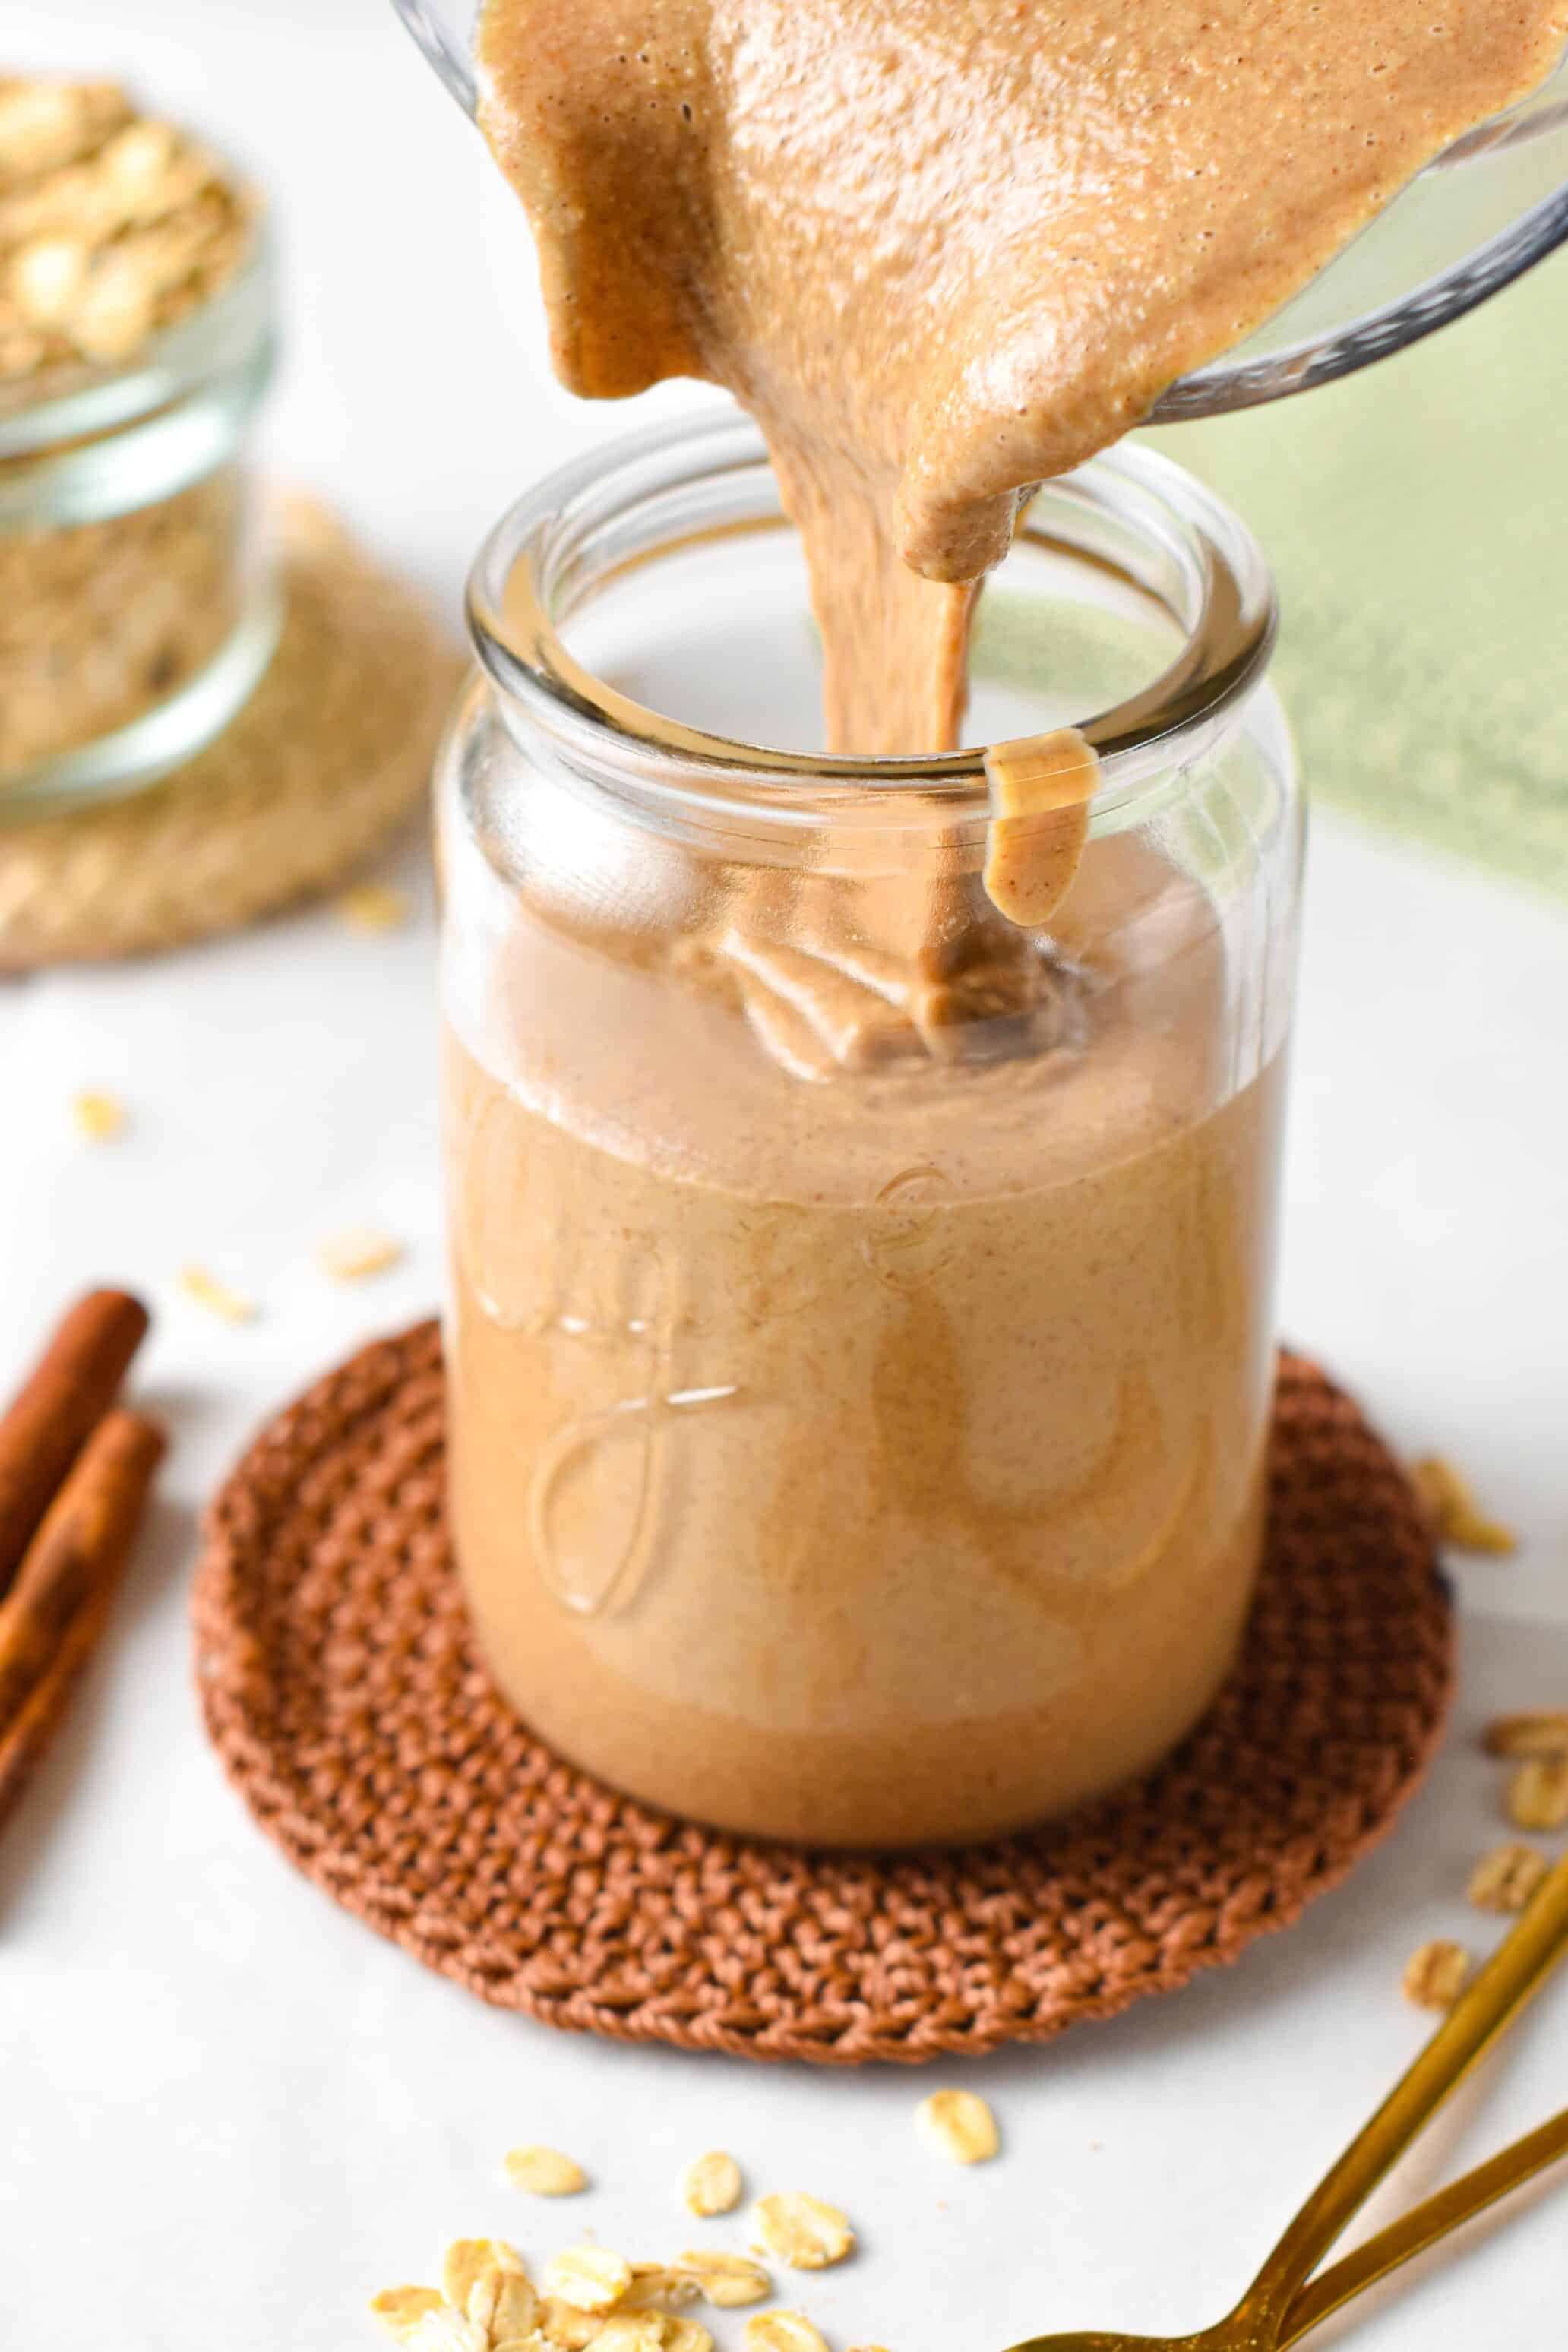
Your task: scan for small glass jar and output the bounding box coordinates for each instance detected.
[438,414,1304,1848]
[0,224,278,819]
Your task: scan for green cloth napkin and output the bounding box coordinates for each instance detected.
[1149,248,1568,901]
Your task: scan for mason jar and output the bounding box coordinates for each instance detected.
[438,413,1303,1848]
[0,219,277,819]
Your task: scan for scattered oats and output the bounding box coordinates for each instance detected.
[443,2241,532,2329]
[545,2247,633,2314]
[506,2145,588,2199]
[663,2323,715,2352]
[672,2252,773,2309]
[320,1225,405,1281]
[1468,1841,1548,1915]
[370,2286,446,2342]
[540,2300,602,2350]
[482,2275,544,2344]
[1484,1710,1568,1760]
[374,2246,534,2349]
[753,2192,855,2272]
[337,881,412,934]
[594,2319,669,2352]
[1507,1757,1568,1832]
[621,2265,701,2313]
[1410,1456,1516,1555]
[681,2151,743,2218]
[743,2314,830,2352]
[179,1262,256,1323]
[405,2313,489,2352]
[1402,1939,1470,2011]
[71,1089,125,1142]
[915,2088,999,2166]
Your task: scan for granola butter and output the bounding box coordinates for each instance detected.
[445,2,1564,1845]
[476,0,1566,757]
[444,831,1287,1845]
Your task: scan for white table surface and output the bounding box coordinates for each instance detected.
[5,7,1568,2347]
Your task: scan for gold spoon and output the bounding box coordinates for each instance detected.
[1010,1849,1568,2352]
[1277,2099,1568,2346]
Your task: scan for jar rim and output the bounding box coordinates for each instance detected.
[466,411,1278,828]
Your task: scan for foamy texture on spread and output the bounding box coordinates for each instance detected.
[439,793,1245,1204]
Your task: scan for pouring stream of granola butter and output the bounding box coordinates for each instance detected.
[444,2,1563,1845]
[476,0,1566,756]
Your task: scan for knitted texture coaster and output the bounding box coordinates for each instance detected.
[0,495,460,972]
[194,1324,1453,2066]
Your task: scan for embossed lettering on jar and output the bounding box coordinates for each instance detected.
[439,418,1304,1847]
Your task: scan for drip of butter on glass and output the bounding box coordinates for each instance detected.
[982,727,1099,927]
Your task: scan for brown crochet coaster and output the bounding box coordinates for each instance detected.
[193,1324,1453,2066]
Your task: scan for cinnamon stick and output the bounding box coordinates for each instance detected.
[0,1410,164,1844]
[0,1290,150,1597]
[0,1570,124,1847]
[0,1409,165,1731]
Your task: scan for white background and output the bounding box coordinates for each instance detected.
[3,6,1568,2347]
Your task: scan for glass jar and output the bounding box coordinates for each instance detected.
[0,224,278,819]
[438,413,1303,1849]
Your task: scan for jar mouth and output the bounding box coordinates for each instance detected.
[467,412,1277,828]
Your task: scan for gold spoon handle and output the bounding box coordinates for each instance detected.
[1277,2101,1568,2347]
[1243,1848,1568,2322]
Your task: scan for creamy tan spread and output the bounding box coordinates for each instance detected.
[477,0,1565,756]
[442,0,1563,1842]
